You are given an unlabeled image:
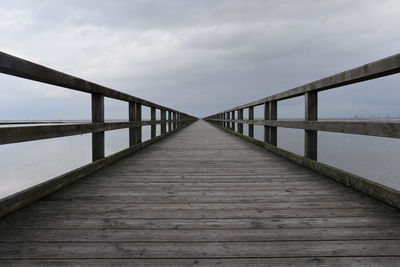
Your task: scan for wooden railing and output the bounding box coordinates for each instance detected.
[0,51,197,217]
[205,53,400,208]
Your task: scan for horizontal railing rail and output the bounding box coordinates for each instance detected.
[0,119,194,145]
[0,51,197,217]
[207,119,400,139]
[205,53,400,209]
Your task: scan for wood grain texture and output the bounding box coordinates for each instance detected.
[1,120,399,265]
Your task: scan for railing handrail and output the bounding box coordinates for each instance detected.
[215,53,400,114]
[0,51,190,115]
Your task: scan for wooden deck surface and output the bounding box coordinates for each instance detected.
[1,120,400,266]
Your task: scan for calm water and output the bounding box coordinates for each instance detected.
[1,122,399,199]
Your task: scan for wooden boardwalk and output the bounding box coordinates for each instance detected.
[1,120,400,266]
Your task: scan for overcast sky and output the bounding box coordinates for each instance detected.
[1,0,399,120]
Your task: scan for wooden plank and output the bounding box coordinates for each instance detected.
[45,194,368,204]
[1,257,400,267]
[3,216,400,230]
[47,184,362,193]
[1,240,400,258]
[22,201,384,214]
[10,207,395,219]
[2,227,400,242]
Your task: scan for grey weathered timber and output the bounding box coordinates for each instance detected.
[1,120,400,266]
[173,112,178,129]
[0,52,191,116]
[0,258,399,267]
[231,110,235,131]
[0,120,194,145]
[264,102,269,142]
[161,109,166,134]
[151,107,156,138]
[168,111,172,131]
[209,119,400,139]
[248,106,254,137]
[219,53,400,113]
[305,91,318,160]
[128,102,136,147]
[269,101,277,145]
[238,108,243,134]
[91,94,105,161]
[134,103,142,144]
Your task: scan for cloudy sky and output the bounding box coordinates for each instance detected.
[1,0,399,120]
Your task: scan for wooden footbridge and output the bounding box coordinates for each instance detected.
[1,52,400,266]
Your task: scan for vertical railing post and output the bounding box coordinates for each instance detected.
[231,111,235,131]
[269,101,277,146]
[135,103,142,144]
[248,106,254,138]
[91,94,104,161]
[264,102,270,143]
[129,102,136,147]
[174,112,178,129]
[161,109,166,134]
[151,107,156,138]
[168,111,172,131]
[305,92,318,160]
[226,112,230,129]
[238,109,243,134]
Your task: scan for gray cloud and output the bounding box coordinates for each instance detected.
[1,0,399,119]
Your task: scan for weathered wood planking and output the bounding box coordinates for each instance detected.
[1,120,400,266]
